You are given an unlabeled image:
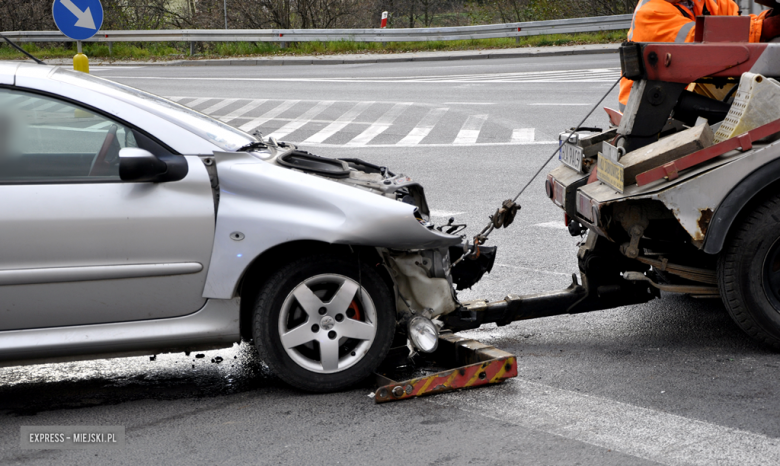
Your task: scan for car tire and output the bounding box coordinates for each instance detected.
[252,253,395,392]
[717,193,780,349]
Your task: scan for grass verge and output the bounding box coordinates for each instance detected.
[0,30,626,61]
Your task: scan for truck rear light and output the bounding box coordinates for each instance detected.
[553,180,565,207]
[576,191,590,219]
[576,190,600,226]
[545,175,554,199]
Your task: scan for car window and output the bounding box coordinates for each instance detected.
[51,68,256,152]
[0,88,139,183]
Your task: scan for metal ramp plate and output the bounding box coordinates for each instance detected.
[373,332,517,403]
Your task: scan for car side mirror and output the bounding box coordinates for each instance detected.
[119,148,167,182]
[119,148,189,182]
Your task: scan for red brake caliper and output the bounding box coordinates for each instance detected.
[348,301,362,321]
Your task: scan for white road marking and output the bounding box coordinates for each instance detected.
[534,221,568,230]
[238,100,300,132]
[528,103,592,106]
[182,97,211,109]
[219,99,267,123]
[28,125,110,133]
[169,96,560,147]
[443,102,495,105]
[403,68,619,81]
[432,379,780,466]
[302,101,374,144]
[86,121,115,130]
[201,98,239,115]
[232,116,373,126]
[28,101,61,112]
[397,107,448,146]
[345,102,411,146]
[107,68,621,84]
[15,97,46,109]
[453,114,488,144]
[303,140,557,148]
[267,100,334,140]
[90,66,143,71]
[0,95,25,105]
[511,128,535,143]
[429,210,465,217]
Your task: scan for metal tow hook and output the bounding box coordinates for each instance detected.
[491,199,520,229]
[455,200,520,266]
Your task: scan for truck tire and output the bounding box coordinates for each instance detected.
[717,193,780,349]
[252,253,395,392]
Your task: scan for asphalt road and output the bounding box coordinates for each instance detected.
[2,54,779,466]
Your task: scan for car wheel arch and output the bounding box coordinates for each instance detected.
[237,241,393,342]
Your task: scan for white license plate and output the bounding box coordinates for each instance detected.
[559,142,583,172]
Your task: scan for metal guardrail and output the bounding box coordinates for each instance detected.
[1,15,631,44]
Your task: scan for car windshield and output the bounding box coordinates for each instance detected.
[51,68,256,152]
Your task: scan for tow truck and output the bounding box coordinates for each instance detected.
[378,15,780,402]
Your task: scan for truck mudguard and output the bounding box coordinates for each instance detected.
[703,157,780,254]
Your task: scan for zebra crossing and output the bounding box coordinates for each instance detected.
[170,96,555,147]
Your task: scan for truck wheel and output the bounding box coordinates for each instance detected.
[718,194,780,349]
[252,253,395,392]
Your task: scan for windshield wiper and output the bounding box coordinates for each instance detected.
[1,34,45,65]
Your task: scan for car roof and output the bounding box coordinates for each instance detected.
[0,61,22,85]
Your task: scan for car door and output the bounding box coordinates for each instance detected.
[0,87,216,330]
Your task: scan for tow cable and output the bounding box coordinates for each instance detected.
[453,73,625,266]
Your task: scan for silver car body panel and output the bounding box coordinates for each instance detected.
[0,262,203,286]
[203,151,462,299]
[0,63,468,365]
[0,157,216,330]
[0,298,240,367]
[580,139,780,243]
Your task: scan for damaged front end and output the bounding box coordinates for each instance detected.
[213,137,497,353]
[267,141,498,350]
[272,149,498,351]
[378,245,497,350]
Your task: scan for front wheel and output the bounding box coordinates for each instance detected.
[252,253,395,392]
[717,193,780,349]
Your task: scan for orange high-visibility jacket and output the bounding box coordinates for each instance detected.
[619,0,768,110]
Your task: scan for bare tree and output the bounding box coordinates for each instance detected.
[585,0,638,16]
[0,0,54,31]
[102,0,172,30]
[0,0,630,37]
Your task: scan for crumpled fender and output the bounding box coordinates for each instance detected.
[202,152,461,299]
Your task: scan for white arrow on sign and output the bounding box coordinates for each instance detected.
[60,0,96,30]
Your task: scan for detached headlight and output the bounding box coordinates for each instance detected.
[408,316,439,353]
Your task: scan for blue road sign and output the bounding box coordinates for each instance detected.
[52,0,103,41]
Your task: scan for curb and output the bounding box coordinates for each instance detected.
[44,44,620,67]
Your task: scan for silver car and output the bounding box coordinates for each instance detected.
[0,62,493,392]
